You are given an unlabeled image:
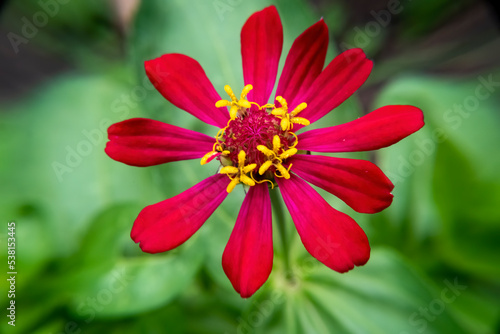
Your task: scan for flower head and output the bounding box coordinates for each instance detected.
[105,6,424,298]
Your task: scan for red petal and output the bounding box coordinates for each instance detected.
[276,19,328,110]
[241,6,283,106]
[222,184,273,298]
[131,174,230,253]
[297,105,424,152]
[277,175,370,273]
[296,48,373,129]
[145,54,229,128]
[105,118,215,167]
[290,155,394,213]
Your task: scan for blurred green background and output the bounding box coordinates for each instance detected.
[1,0,500,333]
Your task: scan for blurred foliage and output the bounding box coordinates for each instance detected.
[1,0,500,333]
[2,0,121,68]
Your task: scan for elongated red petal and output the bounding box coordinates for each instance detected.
[145,54,229,128]
[297,105,424,152]
[105,118,215,167]
[241,6,283,106]
[222,184,273,298]
[131,174,230,253]
[276,19,328,110]
[296,48,373,129]
[277,175,370,273]
[290,155,394,213]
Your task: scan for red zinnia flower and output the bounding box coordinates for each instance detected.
[105,6,424,298]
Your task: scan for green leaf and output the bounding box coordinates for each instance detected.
[66,204,204,317]
[267,248,479,334]
[1,71,161,254]
[374,75,500,279]
[433,141,500,279]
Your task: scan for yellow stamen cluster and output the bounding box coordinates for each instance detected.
[201,86,311,193]
[272,96,310,131]
[257,135,297,179]
[215,85,253,120]
[219,151,257,193]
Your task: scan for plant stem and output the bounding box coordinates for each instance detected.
[270,188,291,279]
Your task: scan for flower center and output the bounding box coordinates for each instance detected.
[201,85,309,193]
